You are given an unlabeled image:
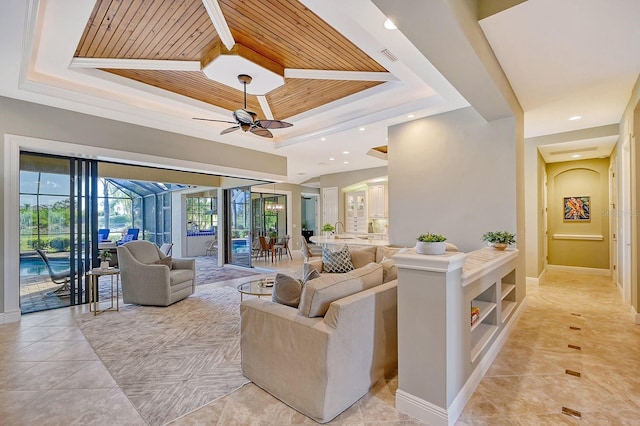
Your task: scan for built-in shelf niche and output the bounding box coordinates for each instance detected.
[471,284,498,362]
[501,269,516,323]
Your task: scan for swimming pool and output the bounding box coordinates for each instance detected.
[20,254,70,276]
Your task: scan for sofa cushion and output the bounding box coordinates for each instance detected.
[272,273,303,307]
[322,245,354,273]
[125,240,162,264]
[375,246,403,263]
[169,269,194,285]
[380,258,397,283]
[298,262,383,317]
[348,245,377,269]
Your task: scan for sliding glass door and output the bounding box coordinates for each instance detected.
[19,153,98,313]
[225,187,252,267]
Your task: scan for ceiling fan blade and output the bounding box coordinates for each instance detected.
[250,126,273,138]
[221,126,241,135]
[193,117,236,124]
[256,119,293,129]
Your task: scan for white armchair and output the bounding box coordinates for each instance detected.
[117,240,195,306]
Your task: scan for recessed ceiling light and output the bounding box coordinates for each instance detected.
[571,154,582,158]
[359,127,365,131]
[329,157,335,161]
[569,115,582,121]
[344,161,349,164]
[383,18,397,30]
[343,151,350,154]
[320,137,326,141]
[407,114,415,118]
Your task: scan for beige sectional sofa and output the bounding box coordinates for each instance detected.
[303,244,402,279]
[240,260,398,423]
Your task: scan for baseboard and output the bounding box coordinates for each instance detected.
[397,297,528,425]
[545,264,611,276]
[526,277,539,286]
[396,390,450,426]
[0,309,21,324]
[632,305,640,324]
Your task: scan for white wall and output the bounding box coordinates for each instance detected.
[388,107,517,252]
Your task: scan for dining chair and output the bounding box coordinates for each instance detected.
[274,235,292,260]
[258,235,274,262]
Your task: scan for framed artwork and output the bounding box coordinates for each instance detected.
[564,196,590,222]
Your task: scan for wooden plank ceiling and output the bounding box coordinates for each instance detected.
[74,0,387,121]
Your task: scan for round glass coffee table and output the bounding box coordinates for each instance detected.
[237,277,275,301]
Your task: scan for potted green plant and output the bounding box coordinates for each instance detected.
[99,249,112,269]
[416,233,447,255]
[321,223,335,238]
[481,230,516,251]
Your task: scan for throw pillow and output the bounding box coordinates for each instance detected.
[271,273,303,307]
[322,245,354,273]
[154,256,172,269]
[380,257,398,283]
[302,268,320,283]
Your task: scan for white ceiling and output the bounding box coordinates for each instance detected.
[0,0,638,183]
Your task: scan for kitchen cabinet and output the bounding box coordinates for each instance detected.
[368,184,387,218]
[345,191,366,233]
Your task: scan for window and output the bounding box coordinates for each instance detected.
[186,197,217,234]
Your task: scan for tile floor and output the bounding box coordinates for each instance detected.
[2,264,639,425]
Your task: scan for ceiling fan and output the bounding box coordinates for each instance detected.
[193,74,293,138]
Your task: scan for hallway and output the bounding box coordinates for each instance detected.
[458,270,640,424]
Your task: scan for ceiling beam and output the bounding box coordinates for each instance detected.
[70,58,201,71]
[257,96,274,120]
[284,69,398,82]
[201,0,235,50]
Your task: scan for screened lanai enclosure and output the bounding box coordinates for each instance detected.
[18,152,190,314]
[18,151,291,313]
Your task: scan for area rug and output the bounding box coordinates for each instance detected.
[74,285,252,426]
[195,257,262,286]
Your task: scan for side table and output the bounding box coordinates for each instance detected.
[86,267,121,316]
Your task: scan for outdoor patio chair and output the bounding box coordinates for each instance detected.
[97,228,110,242]
[205,238,218,256]
[159,243,173,256]
[36,249,73,297]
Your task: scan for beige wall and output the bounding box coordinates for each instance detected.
[546,158,610,269]
[523,124,619,279]
[99,162,222,187]
[623,74,640,315]
[388,107,518,252]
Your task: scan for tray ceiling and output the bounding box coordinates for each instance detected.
[74,0,388,122]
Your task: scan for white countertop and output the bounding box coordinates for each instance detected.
[310,235,390,246]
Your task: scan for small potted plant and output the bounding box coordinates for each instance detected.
[99,250,112,269]
[481,231,516,251]
[416,233,447,255]
[321,223,335,238]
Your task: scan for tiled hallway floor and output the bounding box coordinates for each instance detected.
[1,268,639,425]
[457,270,640,425]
